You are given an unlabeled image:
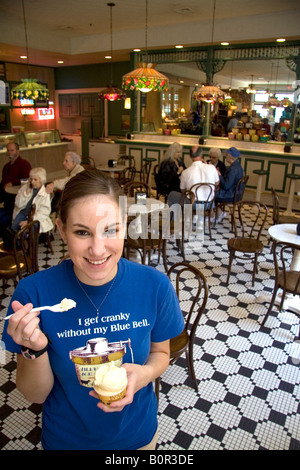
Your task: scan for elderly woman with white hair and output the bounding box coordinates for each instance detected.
[156,142,186,198]
[11,167,53,233]
[208,148,226,176]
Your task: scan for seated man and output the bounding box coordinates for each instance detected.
[215,147,244,222]
[168,146,219,218]
[0,142,31,235]
[46,151,84,211]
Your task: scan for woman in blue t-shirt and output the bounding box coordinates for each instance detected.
[2,169,184,450]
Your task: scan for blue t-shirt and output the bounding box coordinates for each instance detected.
[1,258,184,450]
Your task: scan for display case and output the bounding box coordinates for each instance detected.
[24,129,61,146]
[0,132,27,149]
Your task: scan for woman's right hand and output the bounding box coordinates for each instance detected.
[6,300,48,351]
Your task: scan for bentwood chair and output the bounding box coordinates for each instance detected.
[261,241,300,339]
[0,220,40,292]
[271,188,300,225]
[140,161,152,186]
[123,181,151,197]
[190,183,217,240]
[81,156,96,169]
[155,262,208,402]
[226,200,268,286]
[118,166,136,187]
[161,190,195,271]
[28,204,54,255]
[117,155,136,168]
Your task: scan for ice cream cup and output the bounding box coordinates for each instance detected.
[69,338,129,387]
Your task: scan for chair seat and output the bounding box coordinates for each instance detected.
[170,329,189,358]
[278,271,300,295]
[0,241,14,256]
[228,237,264,253]
[0,254,18,277]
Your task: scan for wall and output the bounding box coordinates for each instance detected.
[55,61,131,136]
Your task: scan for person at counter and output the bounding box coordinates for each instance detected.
[215,147,244,223]
[155,142,186,198]
[227,114,238,133]
[207,148,226,176]
[0,142,31,235]
[46,151,84,211]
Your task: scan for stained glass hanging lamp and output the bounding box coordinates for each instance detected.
[11,0,49,101]
[98,3,126,102]
[122,0,169,93]
[193,0,224,104]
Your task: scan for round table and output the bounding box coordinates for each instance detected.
[97,164,126,178]
[257,223,300,314]
[268,224,300,270]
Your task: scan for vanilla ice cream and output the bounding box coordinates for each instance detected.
[60,298,76,311]
[94,362,127,405]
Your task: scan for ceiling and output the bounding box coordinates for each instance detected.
[0,0,299,90]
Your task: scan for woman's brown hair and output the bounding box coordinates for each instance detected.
[57,169,125,225]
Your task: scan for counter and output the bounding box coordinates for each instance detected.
[114,133,300,212]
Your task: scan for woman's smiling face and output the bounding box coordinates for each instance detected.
[56,194,125,286]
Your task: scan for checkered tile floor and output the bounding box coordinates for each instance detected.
[1,209,300,450]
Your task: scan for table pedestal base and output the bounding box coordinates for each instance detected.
[256,292,300,315]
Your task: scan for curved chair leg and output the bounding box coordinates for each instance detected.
[226,250,234,283]
[261,287,279,327]
[155,376,160,405]
[186,345,198,390]
[252,254,258,286]
[162,239,168,271]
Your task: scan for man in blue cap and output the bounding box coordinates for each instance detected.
[215,147,244,223]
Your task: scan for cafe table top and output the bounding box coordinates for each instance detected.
[268,224,300,245]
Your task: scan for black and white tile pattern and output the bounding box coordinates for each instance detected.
[1,210,300,450]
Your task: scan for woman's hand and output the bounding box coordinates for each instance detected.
[19,220,28,228]
[7,300,48,351]
[90,340,170,413]
[89,363,143,413]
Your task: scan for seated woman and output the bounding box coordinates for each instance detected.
[11,167,53,235]
[156,142,186,198]
[207,148,226,176]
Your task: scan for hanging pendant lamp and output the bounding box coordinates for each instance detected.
[11,0,49,101]
[193,0,224,104]
[122,0,169,93]
[122,62,169,93]
[194,84,225,103]
[98,3,126,102]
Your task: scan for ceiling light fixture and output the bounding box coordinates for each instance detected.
[122,0,169,93]
[280,97,293,107]
[276,38,286,43]
[221,42,229,46]
[246,75,256,94]
[193,0,224,104]
[11,0,49,101]
[264,60,280,108]
[98,3,126,102]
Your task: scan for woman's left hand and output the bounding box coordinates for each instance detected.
[89,363,144,413]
